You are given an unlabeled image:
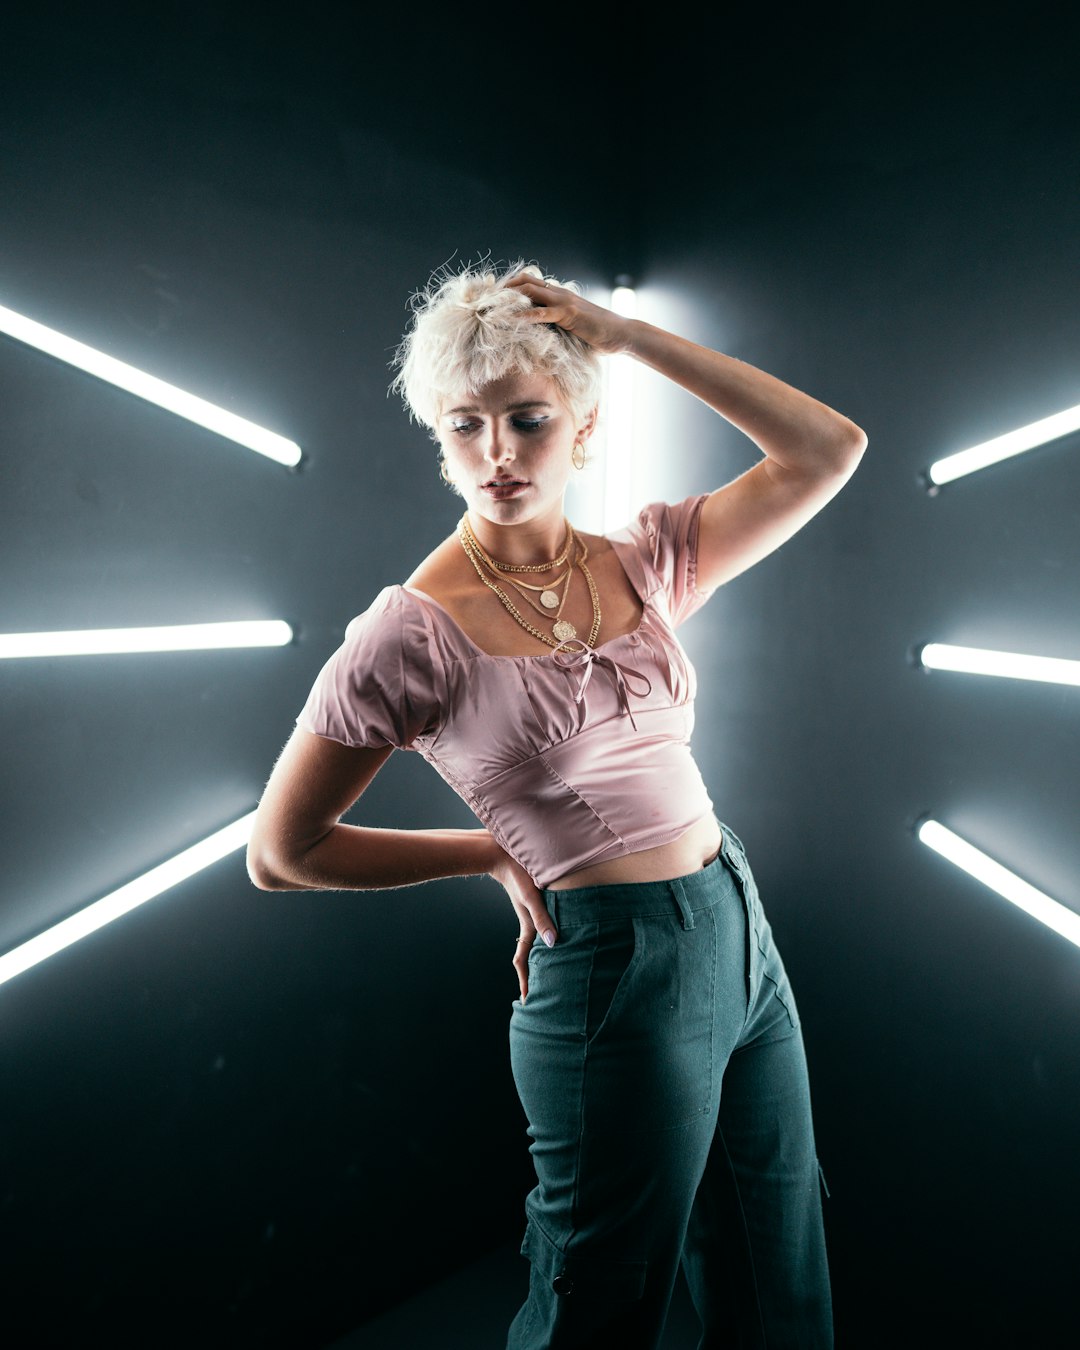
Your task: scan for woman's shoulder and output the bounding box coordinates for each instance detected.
[398,533,488,641]
[402,532,534,656]
[606,495,712,565]
[572,527,617,557]
[401,530,466,604]
[602,496,715,625]
[615,495,709,539]
[341,533,457,646]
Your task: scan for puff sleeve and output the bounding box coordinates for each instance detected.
[294,586,445,750]
[621,494,715,627]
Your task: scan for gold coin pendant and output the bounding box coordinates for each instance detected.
[540,590,560,609]
[553,620,577,641]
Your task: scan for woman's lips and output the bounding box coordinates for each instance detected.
[482,480,529,498]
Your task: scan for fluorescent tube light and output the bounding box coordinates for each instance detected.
[0,812,257,988]
[0,302,302,466]
[919,643,1080,686]
[917,819,1080,950]
[0,620,294,659]
[927,401,1080,485]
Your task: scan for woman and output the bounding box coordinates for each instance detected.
[247,261,867,1348]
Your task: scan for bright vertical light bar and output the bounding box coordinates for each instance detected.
[927,401,1080,485]
[0,302,302,466]
[919,643,1080,686]
[918,819,1080,949]
[0,812,257,988]
[0,620,294,659]
[603,284,638,533]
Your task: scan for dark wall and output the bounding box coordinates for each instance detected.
[2,6,1078,1347]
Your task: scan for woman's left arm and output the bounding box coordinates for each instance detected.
[507,274,868,592]
[625,321,868,591]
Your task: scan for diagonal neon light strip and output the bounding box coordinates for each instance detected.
[0,812,257,988]
[918,819,1080,949]
[927,401,1080,485]
[0,302,302,466]
[919,643,1080,687]
[0,620,294,658]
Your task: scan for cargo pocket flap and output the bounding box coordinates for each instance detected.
[520,1219,647,1301]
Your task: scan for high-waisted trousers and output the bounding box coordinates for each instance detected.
[506,823,832,1349]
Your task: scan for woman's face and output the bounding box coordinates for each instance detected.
[436,370,590,530]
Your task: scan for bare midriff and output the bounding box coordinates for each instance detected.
[545,813,724,891]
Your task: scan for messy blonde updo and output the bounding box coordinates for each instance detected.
[389,259,603,434]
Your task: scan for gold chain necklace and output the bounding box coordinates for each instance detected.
[462,517,574,573]
[462,517,574,613]
[502,565,572,610]
[467,537,577,621]
[486,553,574,624]
[458,522,601,649]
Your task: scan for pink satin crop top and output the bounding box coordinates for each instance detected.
[295,494,717,888]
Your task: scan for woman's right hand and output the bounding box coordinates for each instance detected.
[487,844,557,1003]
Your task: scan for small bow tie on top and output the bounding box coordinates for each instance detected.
[551,639,653,730]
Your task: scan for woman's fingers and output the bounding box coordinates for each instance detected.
[504,277,631,354]
[513,928,534,1002]
[489,845,558,1002]
[510,890,556,1004]
[528,894,556,947]
[495,853,557,947]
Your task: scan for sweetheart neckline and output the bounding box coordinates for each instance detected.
[397,583,654,662]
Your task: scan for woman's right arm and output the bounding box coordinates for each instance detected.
[246,729,557,987]
[247,727,491,891]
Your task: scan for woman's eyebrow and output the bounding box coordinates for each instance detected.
[446,401,554,415]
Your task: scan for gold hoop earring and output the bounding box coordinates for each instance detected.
[439,458,453,484]
[571,441,586,471]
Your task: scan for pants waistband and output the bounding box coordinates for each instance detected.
[541,823,750,930]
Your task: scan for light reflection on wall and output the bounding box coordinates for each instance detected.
[572,281,744,535]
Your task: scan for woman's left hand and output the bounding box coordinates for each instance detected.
[504,274,634,355]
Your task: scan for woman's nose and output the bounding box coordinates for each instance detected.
[483,428,514,464]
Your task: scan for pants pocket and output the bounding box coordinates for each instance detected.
[521,1217,648,1302]
[510,1219,650,1349]
[584,919,641,1049]
[722,836,800,1034]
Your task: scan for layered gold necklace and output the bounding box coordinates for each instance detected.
[458,515,602,649]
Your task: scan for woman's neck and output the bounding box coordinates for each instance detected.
[464,509,573,569]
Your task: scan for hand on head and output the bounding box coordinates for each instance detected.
[503,273,635,356]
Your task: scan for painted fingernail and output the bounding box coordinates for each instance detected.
[543,929,556,947]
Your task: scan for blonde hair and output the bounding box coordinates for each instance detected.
[389,258,602,434]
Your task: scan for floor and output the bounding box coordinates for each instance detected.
[328,1240,702,1349]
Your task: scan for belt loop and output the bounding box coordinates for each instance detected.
[669,877,695,930]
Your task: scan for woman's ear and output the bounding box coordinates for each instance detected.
[578,404,599,442]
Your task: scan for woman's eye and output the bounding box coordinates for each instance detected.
[448,416,547,435]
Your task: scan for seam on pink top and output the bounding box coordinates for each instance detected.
[684,492,714,602]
